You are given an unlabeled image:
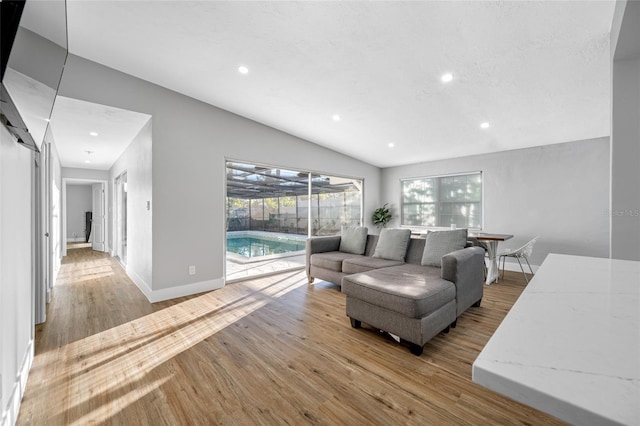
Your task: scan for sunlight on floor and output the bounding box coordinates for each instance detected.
[33,271,307,424]
[56,257,115,284]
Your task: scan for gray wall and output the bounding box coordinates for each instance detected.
[66,185,92,241]
[58,54,380,298]
[611,0,640,261]
[381,138,611,267]
[0,124,33,424]
[110,119,153,288]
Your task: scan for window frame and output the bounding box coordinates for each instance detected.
[400,171,484,230]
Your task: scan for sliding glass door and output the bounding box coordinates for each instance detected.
[225,161,362,280]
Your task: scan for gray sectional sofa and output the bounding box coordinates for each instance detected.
[306,228,485,355]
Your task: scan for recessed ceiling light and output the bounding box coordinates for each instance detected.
[89,131,98,136]
[480,122,490,129]
[238,66,249,75]
[388,142,395,148]
[332,114,341,122]
[441,73,454,83]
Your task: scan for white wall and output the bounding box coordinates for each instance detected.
[610,0,640,261]
[110,119,153,290]
[1,125,34,426]
[66,185,92,241]
[381,138,611,267]
[58,54,381,301]
[62,167,109,181]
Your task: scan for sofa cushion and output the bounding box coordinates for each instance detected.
[311,252,365,272]
[372,228,412,261]
[342,256,404,274]
[404,238,427,265]
[421,229,468,267]
[342,264,455,318]
[339,226,368,255]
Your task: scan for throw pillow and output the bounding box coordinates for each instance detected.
[421,229,468,267]
[339,226,369,255]
[372,228,412,261]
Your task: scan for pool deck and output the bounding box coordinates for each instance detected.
[226,253,306,281]
[226,231,307,281]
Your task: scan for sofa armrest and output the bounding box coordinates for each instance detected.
[306,235,342,278]
[441,247,485,316]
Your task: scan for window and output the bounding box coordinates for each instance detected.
[401,172,482,229]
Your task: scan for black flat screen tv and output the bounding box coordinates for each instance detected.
[1,0,68,152]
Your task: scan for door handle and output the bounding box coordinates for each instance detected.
[44,233,49,237]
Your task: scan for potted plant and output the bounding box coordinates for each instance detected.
[372,203,392,228]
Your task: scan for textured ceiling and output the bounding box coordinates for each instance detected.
[63,1,615,168]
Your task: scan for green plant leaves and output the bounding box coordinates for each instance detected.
[372,203,392,228]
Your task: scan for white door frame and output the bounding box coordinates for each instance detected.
[114,171,128,265]
[91,182,106,252]
[61,177,109,257]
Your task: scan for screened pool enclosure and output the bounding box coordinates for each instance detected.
[226,162,362,237]
[225,161,363,280]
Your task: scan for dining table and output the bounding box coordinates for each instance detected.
[469,232,514,284]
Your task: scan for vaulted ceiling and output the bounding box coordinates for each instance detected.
[56,1,615,169]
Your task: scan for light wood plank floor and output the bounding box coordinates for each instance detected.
[17,246,564,425]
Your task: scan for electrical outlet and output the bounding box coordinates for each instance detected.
[188,265,196,275]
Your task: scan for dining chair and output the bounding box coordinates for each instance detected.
[498,237,538,283]
[467,237,489,279]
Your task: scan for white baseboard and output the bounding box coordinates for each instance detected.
[66,237,86,242]
[127,269,224,303]
[1,339,33,426]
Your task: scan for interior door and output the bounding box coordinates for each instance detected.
[33,150,46,324]
[42,142,52,304]
[91,182,105,252]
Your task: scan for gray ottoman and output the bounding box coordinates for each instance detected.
[341,265,457,355]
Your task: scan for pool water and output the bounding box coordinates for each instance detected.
[227,236,306,259]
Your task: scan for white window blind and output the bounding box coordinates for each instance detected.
[401,172,482,228]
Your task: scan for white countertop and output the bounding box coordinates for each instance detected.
[473,254,640,425]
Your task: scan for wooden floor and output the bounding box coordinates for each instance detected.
[17,246,564,425]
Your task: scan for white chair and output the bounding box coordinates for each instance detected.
[498,237,538,283]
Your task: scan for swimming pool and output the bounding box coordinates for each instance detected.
[226,232,306,260]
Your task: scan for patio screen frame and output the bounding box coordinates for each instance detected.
[225,160,364,237]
